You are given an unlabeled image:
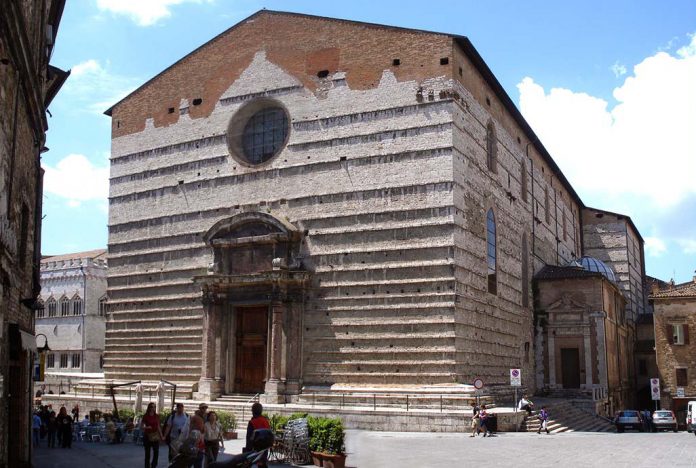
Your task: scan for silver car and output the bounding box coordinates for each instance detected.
[615,410,644,432]
[652,410,678,432]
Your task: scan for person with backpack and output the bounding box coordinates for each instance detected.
[537,406,550,434]
[164,403,190,462]
[244,403,270,454]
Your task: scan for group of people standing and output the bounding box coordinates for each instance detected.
[32,405,79,448]
[469,397,551,437]
[141,401,226,468]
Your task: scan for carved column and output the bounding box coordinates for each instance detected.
[263,300,286,401]
[196,289,224,400]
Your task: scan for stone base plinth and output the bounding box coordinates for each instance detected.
[262,379,287,403]
[194,378,224,401]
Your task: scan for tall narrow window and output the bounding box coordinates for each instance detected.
[486,209,497,295]
[544,186,551,224]
[60,297,70,317]
[522,233,529,307]
[72,296,83,316]
[562,211,567,240]
[47,353,55,368]
[677,368,688,387]
[520,159,528,202]
[60,354,68,368]
[47,298,56,317]
[486,121,497,173]
[99,296,108,317]
[36,301,45,319]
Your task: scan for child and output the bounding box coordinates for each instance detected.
[537,406,549,434]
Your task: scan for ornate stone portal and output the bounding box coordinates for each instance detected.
[194,212,309,402]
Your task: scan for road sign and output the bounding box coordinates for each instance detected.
[473,378,484,390]
[510,368,522,387]
[677,387,685,398]
[650,378,660,401]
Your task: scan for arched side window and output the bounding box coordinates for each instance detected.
[36,300,45,319]
[486,209,497,295]
[520,158,528,202]
[486,121,497,173]
[60,297,70,316]
[522,233,529,308]
[72,295,83,316]
[47,298,56,317]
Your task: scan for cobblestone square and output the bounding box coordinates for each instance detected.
[32,429,696,468]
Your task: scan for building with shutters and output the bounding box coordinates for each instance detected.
[101,10,647,408]
[650,277,696,427]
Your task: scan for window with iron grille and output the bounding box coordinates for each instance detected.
[60,298,70,316]
[59,354,68,368]
[72,354,81,369]
[47,354,55,368]
[241,107,288,165]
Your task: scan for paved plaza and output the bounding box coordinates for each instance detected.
[33,429,696,468]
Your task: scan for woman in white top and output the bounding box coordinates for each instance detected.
[204,411,223,463]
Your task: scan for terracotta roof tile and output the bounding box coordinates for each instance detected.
[650,280,696,299]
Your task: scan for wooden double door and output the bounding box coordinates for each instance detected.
[234,306,268,394]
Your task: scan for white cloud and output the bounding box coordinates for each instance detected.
[518,33,696,208]
[96,0,212,26]
[43,154,109,207]
[644,237,667,257]
[610,62,627,77]
[61,59,139,115]
[678,239,696,255]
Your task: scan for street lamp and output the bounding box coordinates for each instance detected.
[35,333,50,353]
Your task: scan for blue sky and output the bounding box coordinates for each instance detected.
[43,0,696,282]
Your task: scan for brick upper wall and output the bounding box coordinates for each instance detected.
[110,11,453,137]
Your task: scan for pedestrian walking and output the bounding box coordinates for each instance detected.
[47,412,57,448]
[141,402,164,468]
[195,403,209,421]
[204,411,224,464]
[470,410,481,437]
[56,407,73,448]
[537,406,550,434]
[163,403,190,462]
[32,412,42,447]
[478,405,491,437]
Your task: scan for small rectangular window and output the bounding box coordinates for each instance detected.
[60,354,68,368]
[47,353,55,368]
[672,323,688,345]
[677,368,688,387]
[72,353,81,369]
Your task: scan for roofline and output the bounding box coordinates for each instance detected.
[650,294,696,301]
[100,9,585,207]
[103,9,455,116]
[584,206,644,243]
[453,37,584,208]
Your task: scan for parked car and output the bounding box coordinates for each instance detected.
[652,410,678,432]
[614,410,644,433]
[687,401,696,434]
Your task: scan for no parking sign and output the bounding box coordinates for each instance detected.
[650,378,660,401]
[510,368,522,387]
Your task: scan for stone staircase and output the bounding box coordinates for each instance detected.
[520,400,615,433]
[293,389,493,411]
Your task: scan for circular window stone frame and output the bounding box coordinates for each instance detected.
[226,98,291,167]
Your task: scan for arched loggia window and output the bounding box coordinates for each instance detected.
[486,209,497,295]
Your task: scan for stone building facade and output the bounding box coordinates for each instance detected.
[36,249,107,378]
[651,277,696,426]
[103,11,644,403]
[0,1,67,466]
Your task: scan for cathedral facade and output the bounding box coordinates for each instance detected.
[104,11,644,405]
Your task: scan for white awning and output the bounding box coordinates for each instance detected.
[20,330,38,353]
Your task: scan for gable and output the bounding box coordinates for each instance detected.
[108,10,453,138]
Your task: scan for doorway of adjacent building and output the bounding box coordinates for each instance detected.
[234,306,268,393]
[560,347,581,389]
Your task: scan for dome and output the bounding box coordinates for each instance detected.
[567,256,617,282]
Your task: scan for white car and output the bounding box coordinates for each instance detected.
[651,410,677,432]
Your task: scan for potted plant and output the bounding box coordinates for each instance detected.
[309,417,346,468]
[217,411,238,440]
